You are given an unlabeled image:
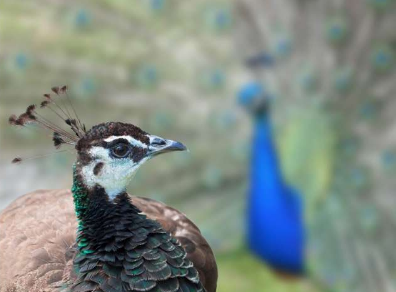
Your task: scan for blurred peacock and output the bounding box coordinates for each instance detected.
[238,82,305,276]
[235,0,396,291]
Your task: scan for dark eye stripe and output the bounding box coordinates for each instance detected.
[131,147,147,163]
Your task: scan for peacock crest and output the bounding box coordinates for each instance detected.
[8,86,86,163]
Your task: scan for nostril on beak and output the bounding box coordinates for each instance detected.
[148,135,187,156]
[151,137,167,147]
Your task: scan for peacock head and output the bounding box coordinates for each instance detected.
[9,86,187,199]
[238,81,271,117]
[75,122,186,198]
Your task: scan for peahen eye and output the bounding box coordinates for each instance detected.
[111,143,131,158]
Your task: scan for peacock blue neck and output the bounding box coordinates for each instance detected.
[248,114,305,274]
[250,114,284,198]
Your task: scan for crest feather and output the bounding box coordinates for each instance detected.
[8,85,86,164]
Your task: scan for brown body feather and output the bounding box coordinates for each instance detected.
[0,190,217,292]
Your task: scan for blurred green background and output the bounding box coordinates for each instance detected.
[1,0,396,292]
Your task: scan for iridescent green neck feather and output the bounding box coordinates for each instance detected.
[71,164,94,254]
[71,164,90,228]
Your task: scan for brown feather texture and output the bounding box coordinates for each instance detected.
[0,190,218,292]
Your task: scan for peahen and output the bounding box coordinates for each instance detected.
[238,82,304,276]
[235,0,396,291]
[0,87,217,292]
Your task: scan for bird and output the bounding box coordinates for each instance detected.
[0,86,218,292]
[234,0,396,291]
[238,81,304,276]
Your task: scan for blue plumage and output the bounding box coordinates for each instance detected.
[239,82,305,275]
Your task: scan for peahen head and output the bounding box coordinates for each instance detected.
[238,81,271,117]
[75,122,186,199]
[9,86,187,201]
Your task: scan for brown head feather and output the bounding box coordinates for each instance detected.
[8,115,18,125]
[11,157,22,164]
[51,86,60,95]
[65,119,77,126]
[53,132,66,149]
[26,105,36,115]
[40,101,50,108]
[60,85,68,93]
[17,113,36,125]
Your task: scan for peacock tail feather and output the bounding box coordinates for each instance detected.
[236,0,396,291]
[1,0,395,291]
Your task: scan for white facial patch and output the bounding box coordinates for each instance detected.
[81,146,148,201]
[104,135,148,148]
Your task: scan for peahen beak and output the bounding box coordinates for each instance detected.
[148,135,187,157]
